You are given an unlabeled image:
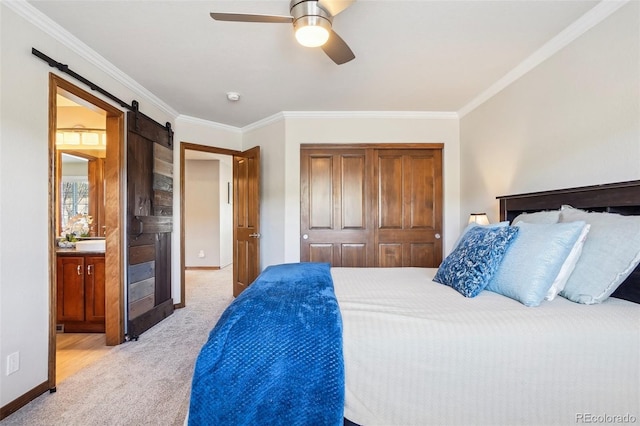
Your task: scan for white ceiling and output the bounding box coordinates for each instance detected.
[26,0,604,128]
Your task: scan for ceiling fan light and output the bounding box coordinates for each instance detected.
[294,16,330,47]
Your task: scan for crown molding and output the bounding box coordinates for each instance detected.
[5,0,179,120]
[241,110,458,133]
[241,112,287,133]
[282,111,459,120]
[176,115,242,134]
[458,0,630,118]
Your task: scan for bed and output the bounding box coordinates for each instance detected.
[188,180,640,426]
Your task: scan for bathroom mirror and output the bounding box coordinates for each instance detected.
[56,93,107,239]
[57,151,105,238]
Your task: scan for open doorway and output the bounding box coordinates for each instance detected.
[179,143,235,307]
[183,151,233,271]
[179,142,261,305]
[49,75,124,389]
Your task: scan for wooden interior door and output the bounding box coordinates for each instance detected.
[300,147,374,266]
[126,111,174,339]
[233,146,260,297]
[375,149,443,267]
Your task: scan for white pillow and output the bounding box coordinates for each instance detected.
[512,210,560,225]
[559,205,640,304]
[545,223,590,300]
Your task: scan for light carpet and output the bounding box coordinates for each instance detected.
[1,268,234,426]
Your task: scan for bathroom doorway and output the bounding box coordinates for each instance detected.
[49,74,125,389]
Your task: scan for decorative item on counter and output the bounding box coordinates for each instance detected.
[58,214,93,248]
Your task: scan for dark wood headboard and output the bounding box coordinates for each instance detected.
[497,180,640,223]
[497,180,640,304]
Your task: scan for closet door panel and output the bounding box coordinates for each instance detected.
[341,155,366,229]
[378,243,402,268]
[341,243,367,267]
[376,149,443,267]
[309,155,333,229]
[309,244,334,264]
[407,156,436,229]
[301,148,373,266]
[408,243,435,268]
[377,155,403,229]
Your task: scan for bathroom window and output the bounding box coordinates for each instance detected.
[61,178,89,229]
[60,154,89,233]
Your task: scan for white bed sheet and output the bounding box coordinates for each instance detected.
[332,267,640,426]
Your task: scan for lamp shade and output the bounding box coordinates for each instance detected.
[468,213,490,225]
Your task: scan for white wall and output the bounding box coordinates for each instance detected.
[460,1,640,226]
[219,158,233,267]
[243,118,287,270]
[185,160,220,267]
[246,114,462,267]
[0,4,175,406]
[184,158,233,269]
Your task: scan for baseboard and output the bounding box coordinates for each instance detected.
[0,380,50,420]
[185,266,221,270]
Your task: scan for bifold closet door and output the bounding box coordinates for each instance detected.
[300,148,375,267]
[375,149,443,267]
[300,145,443,268]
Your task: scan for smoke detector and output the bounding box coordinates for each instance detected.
[226,92,240,102]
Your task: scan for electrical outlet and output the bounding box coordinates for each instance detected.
[6,352,19,376]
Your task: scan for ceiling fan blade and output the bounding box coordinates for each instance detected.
[210,12,293,24]
[317,0,355,16]
[321,29,355,65]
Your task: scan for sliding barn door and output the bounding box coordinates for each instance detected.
[300,148,375,267]
[233,146,261,297]
[126,111,174,338]
[300,145,443,268]
[375,149,443,267]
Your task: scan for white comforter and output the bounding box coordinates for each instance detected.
[332,267,640,426]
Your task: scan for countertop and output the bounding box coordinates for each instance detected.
[56,248,105,255]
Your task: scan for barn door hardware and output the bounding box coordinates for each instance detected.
[32,48,173,136]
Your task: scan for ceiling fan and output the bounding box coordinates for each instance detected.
[210,0,356,65]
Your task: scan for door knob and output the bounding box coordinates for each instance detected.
[435,233,441,239]
[302,234,309,240]
[249,233,261,238]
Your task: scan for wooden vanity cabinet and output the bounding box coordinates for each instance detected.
[56,252,105,332]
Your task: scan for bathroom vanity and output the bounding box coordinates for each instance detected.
[56,242,105,333]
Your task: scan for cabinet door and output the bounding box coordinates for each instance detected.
[57,256,85,322]
[85,255,106,323]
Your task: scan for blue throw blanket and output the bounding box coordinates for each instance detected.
[188,263,344,426]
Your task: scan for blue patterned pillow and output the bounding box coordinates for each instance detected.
[434,226,519,298]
